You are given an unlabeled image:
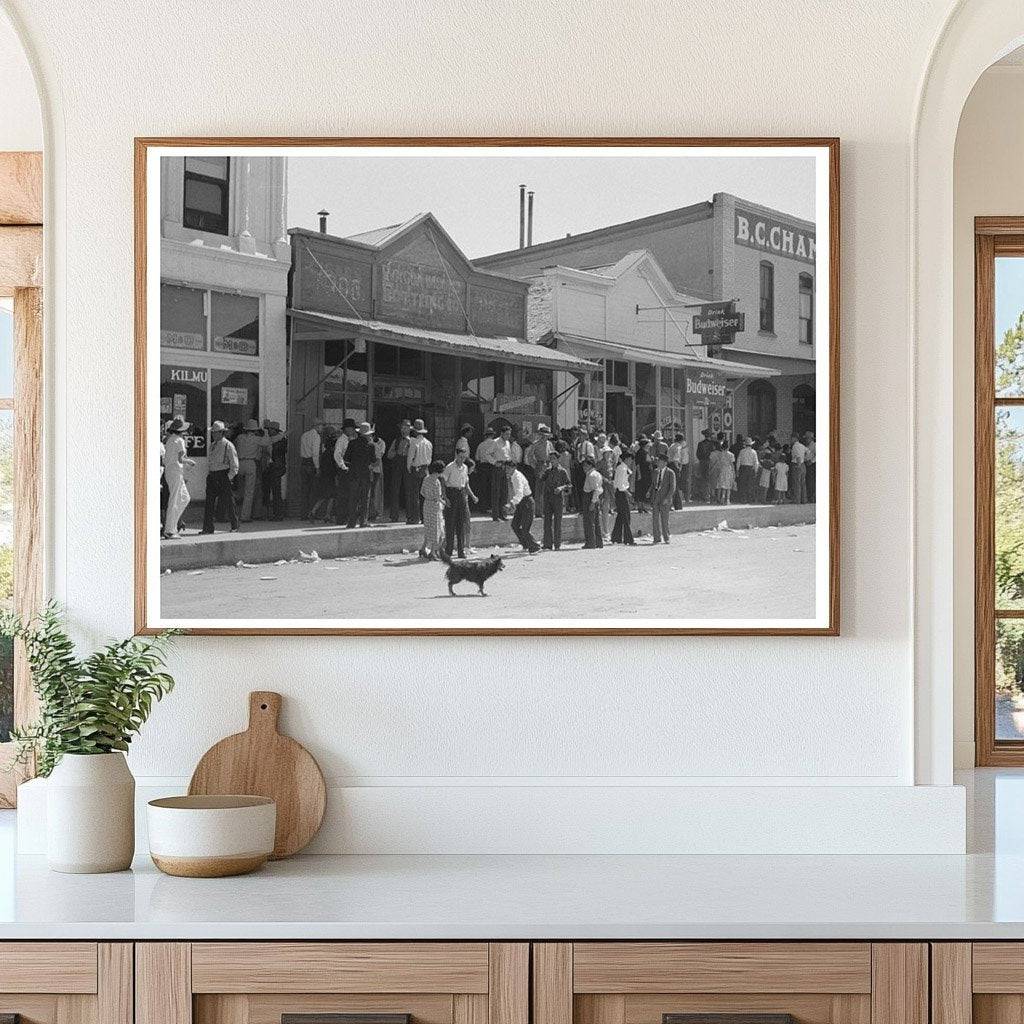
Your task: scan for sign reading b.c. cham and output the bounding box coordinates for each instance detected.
[734,207,815,264]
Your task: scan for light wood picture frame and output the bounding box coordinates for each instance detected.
[135,137,840,636]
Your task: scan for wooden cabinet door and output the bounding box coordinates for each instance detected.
[0,942,132,1024]
[534,944,927,1024]
[934,943,1024,1024]
[137,943,528,1024]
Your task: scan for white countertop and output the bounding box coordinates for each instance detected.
[1,849,1024,940]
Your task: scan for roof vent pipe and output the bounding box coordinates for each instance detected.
[527,190,534,247]
[518,185,526,248]
[318,209,330,234]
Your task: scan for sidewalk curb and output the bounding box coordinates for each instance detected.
[160,504,818,572]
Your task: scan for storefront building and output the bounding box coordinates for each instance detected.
[523,251,774,442]
[159,156,290,498]
[476,192,817,440]
[286,212,596,479]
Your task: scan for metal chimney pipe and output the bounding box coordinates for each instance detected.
[518,185,526,248]
[318,209,330,234]
[527,190,534,247]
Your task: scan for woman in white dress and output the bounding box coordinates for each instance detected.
[162,417,194,538]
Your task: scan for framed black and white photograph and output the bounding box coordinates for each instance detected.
[135,137,839,635]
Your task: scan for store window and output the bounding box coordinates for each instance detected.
[522,366,552,417]
[759,260,775,333]
[747,380,778,438]
[161,284,207,351]
[160,364,209,457]
[635,362,657,438]
[323,339,369,424]
[799,273,814,346]
[211,369,259,432]
[660,367,686,435]
[212,293,260,356]
[605,359,629,388]
[577,366,604,431]
[183,155,231,235]
[373,342,424,379]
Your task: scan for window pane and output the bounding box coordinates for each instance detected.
[0,302,13,398]
[997,619,1024,740]
[211,292,259,356]
[635,363,655,405]
[997,406,1024,609]
[160,364,209,457]
[211,369,258,432]
[0,410,11,742]
[161,284,207,351]
[184,156,228,180]
[996,256,1024,396]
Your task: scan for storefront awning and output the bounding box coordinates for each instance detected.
[289,309,600,373]
[547,332,780,379]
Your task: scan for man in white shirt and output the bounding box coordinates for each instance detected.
[668,432,689,508]
[610,451,636,545]
[406,419,433,524]
[504,460,540,553]
[804,431,816,502]
[581,457,604,549]
[474,427,498,515]
[441,450,474,559]
[491,426,514,521]
[298,419,322,519]
[789,433,808,504]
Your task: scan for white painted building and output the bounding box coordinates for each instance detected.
[159,156,290,497]
[527,250,775,442]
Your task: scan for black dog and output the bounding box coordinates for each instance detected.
[445,555,504,596]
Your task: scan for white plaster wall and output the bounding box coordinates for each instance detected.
[0,7,39,151]
[0,0,979,850]
[952,65,1024,768]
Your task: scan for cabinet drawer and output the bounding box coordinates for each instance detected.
[139,942,528,1024]
[0,942,98,993]
[572,944,872,994]
[191,943,490,993]
[534,944,924,1024]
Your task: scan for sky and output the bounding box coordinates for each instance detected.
[286,149,817,259]
[996,257,1024,340]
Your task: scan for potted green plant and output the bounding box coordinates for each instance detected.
[2,603,177,873]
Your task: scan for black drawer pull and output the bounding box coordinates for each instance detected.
[665,1016,796,1024]
[283,1016,411,1024]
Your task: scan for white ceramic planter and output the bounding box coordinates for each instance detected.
[46,752,135,873]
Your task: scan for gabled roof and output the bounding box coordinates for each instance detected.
[344,215,423,247]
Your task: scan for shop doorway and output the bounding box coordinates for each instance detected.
[374,401,422,446]
[606,391,633,440]
[792,383,815,436]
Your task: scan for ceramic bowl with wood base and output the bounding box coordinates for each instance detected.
[147,795,276,877]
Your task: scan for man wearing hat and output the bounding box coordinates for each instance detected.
[386,419,413,522]
[695,427,715,503]
[474,426,498,515]
[202,420,239,535]
[539,447,571,550]
[260,420,288,521]
[340,422,375,528]
[333,417,358,526]
[298,418,323,520]
[650,451,677,545]
[736,436,760,503]
[405,418,433,524]
[524,423,553,519]
[234,418,266,522]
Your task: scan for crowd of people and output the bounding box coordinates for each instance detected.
[159,416,288,539]
[295,417,817,560]
[159,414,816,555]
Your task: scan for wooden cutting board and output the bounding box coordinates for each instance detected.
[188,691,326,859]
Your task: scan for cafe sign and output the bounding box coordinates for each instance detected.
[734,207,815,265]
